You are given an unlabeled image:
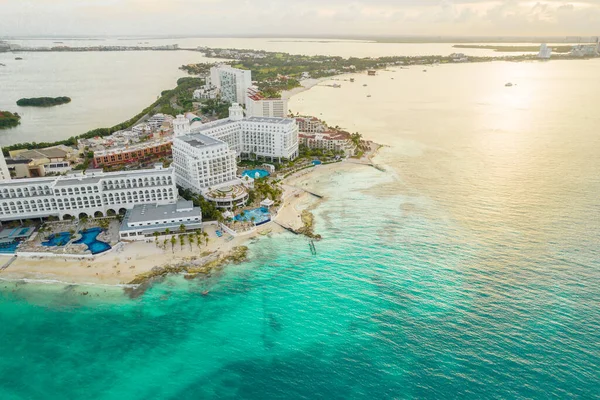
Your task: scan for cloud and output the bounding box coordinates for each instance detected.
[0,0,599,36]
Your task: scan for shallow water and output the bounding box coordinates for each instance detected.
[0,57,599,399]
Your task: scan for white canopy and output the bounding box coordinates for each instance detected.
[260,198,275,207]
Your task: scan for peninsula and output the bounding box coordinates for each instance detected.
[0,111,21,129]
[16,96,72,107]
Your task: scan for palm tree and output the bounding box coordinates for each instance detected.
[251,216,256,225]
[203,232,209,247]
[170,236,176,253]
[179,234,185,250]
[153,232,160,247]
[165,228,171,237]
[195,231,202,250]
[179,224,186,235]
[163,238,168,250]
[188,234,195,251]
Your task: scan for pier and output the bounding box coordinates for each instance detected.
[309,240,317,255]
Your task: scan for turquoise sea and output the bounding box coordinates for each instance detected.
[2,58,600,398]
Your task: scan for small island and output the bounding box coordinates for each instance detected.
[0,110,21,129]
[16,96,71,107]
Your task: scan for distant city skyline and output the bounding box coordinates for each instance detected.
[1,0,599,37]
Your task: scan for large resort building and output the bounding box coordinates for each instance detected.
[0,164,178,222]
[172,103,299,208]
[209,65,252,105]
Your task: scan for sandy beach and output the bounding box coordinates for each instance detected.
[0,158,373,287]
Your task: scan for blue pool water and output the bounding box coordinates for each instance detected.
[0,241,19,254]
[73,227,111,255]
[312,160,322,165]
[242,169,270,179]
[42,232,71,247]
[234,207,271,224]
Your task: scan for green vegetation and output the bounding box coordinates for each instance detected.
[16,96,71,107]
[3,77,203,156]
[0,111,21,129]
[178,187,221,221]
[201,99,231,119]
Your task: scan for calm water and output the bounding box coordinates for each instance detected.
[1,51,600,398]
[0,37,543,146]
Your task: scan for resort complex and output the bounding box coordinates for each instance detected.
[0,59,350,259]
[0,164,177,222]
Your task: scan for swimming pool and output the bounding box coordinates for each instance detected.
[73,228,111,255]
[312,160,322,165]
[0,242,19,254]
[42,232,72,247]
[242,169,270,179]
[234,207,271,225]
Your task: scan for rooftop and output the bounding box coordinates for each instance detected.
[178,132,224,149]
[14,147,69,160]
[246,116,294,125]
[122,200,201,227]
[0,166,173,188]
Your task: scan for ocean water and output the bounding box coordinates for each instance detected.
[1,56,600,398]
[0,36,541,146]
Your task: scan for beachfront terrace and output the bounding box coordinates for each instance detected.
[203,184,249,209]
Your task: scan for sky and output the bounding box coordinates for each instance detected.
[0,0,599,37]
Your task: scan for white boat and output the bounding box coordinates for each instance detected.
[505,82,513,87]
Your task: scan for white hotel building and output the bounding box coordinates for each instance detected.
[0,164,178,222]
[245,86,288,118]
[172,133,238,193]
[209,65,252,105]
[172,104,298,206]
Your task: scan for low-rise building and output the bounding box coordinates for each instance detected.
[570,44,599,57]
[245,86,288,118]
[193,85,218,101]
[92,138,172,169]
[6,146,75,178]
[299,131,356,156]
[119,200,202,241]
[295,116,328,133]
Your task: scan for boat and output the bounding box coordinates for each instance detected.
[367,95,372,98]
[368,70,377,76]
[423,69,427,72]
[505,82,513,87]
[15,57,23,60]
[350,78,355,82]
[363,84,368,87]
[0,63,5,67]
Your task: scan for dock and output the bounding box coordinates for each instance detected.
[309,240,317,255]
